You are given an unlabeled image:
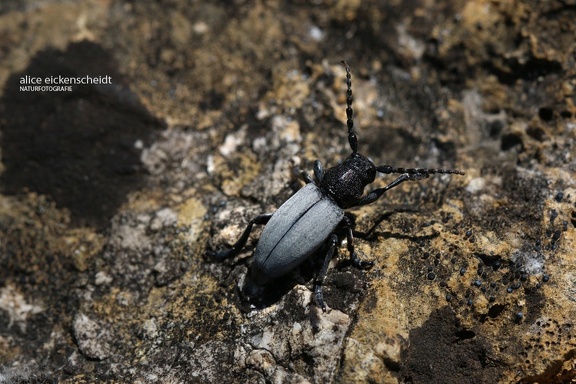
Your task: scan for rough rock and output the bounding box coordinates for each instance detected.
[0,1,574,383]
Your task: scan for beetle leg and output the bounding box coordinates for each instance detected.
[300,160,324,184]
[300,170,315,184]
[313,160,324,183]
[354,173,429,206]
[211,214,273,260]
[341,216,374,269]
[314,233,339,312]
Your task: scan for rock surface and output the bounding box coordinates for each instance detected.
[0,1,574,383]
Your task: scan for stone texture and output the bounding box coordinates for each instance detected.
[0,1,574,383]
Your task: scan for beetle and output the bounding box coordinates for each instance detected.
[210,61,464,311]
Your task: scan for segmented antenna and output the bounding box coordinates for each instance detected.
[376,165,465,175]
[341,60,358,153]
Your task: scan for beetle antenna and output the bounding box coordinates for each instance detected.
[376,165,465,175]
[341,60,358,153]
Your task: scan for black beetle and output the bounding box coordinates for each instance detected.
[211,61,464,311]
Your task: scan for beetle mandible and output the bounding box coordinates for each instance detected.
[211,61,464,311]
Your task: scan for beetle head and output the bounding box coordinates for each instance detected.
[321,152,376,208]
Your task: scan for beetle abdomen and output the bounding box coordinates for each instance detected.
[251,183,344,285]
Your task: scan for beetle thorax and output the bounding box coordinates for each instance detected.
[320,152,376,208]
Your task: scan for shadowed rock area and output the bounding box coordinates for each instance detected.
[1,41,163,230]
